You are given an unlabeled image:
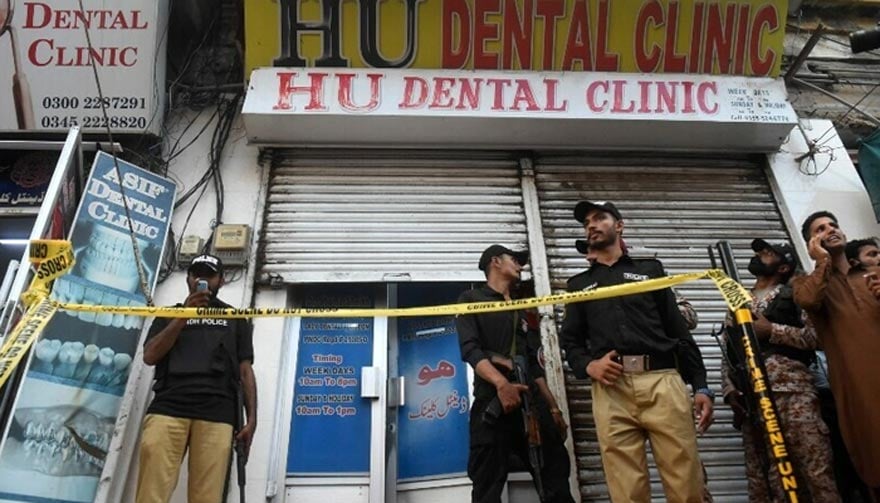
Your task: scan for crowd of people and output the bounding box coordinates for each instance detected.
[456,202,880,503]
[128,201,878,503]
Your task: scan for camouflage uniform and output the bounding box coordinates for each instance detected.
[721,285,840,503]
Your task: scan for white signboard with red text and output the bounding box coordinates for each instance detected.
[243,68,797,152]
[0,0,167,134]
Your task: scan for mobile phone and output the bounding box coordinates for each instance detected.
[196,279,209,292]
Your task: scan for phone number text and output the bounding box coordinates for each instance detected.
[41,96,147,110]
[41,115,148,129]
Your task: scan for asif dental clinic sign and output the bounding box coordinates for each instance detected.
[242,68,798,150]
[0,0,167,134]
[245,0,786,77]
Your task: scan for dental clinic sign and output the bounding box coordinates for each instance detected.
[0,153,174,503]
[0,0,167,134]
[242,68,798,151]
[246,0,786,76]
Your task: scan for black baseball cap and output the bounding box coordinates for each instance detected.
[751,239,796,266]
[478,245,529,271]
[574,201,623,223]
[188,254,224,275]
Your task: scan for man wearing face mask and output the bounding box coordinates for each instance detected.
[721,239,839,502]
[136,254,257,503]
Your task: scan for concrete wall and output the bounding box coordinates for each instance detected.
[767,119,880,269]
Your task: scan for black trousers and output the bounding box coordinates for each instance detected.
[468,398,576,503]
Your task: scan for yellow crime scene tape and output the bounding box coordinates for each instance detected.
[0,240,752,389]
[0,240,74,389]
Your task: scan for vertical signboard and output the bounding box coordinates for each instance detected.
[396,283,470,481]
[0,0,167,134]
[287,290,375,475]
[0,152,175,503]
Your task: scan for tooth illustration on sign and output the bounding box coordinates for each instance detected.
[55,342,84,379]
[95,290,114,327]
[87,347,115,385]
[6,405,114,477]
[33,339,61,374]
[76,225,143,293]
[78,287,102,323]
[109,353,132,387]
[74,344,100,381]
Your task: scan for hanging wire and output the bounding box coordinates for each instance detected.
[76,0,155,306]
[814,81,880,147]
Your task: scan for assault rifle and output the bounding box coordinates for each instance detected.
[235,385,247,502]
[483,354,545,502]
[708,241,808,503]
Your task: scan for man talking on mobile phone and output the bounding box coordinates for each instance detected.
[794,211,880,499]
[136,254,257,503]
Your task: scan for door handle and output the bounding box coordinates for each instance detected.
[387,376,405,408]
[361,366,382,399]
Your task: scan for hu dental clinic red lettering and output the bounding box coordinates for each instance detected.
[585,80,719,115]
[274,72,329,111]
[398,76,568,112]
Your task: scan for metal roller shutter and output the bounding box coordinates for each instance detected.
[535,155,790,503]
[260,150,527,283]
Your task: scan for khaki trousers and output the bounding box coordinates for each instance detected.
[136,413,233,503]
[592,369,703,503]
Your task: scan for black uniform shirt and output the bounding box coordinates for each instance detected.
[456,285,544,401]
[145,297,254,425]
[559,255,707,390]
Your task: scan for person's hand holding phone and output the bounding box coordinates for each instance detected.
[808,235,830,261]
[865,272,880,301]
[185,279,212,308]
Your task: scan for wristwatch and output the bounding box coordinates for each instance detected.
[695,387,716,401]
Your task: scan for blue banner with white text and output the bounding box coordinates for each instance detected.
[0,152,175,503]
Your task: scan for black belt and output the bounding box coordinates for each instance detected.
[614,352,677,373]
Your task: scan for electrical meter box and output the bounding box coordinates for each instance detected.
[210,224,251,266]
[178,235,205,266]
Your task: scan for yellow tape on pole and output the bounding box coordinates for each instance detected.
[0,239,74,387]
[0,299,57,389]
[0,240,71,389]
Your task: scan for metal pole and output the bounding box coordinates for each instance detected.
[714,241,809,502]
[0,261,18,311]
[785,24,825,84]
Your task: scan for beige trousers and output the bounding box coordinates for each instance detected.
[136,413,233,503]
[592,369,704,503]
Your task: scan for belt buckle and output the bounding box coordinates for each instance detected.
[622,355,649,372]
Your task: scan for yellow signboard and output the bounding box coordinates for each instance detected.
[245,0,786,77]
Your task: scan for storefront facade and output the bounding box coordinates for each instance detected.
[108,2,880,502]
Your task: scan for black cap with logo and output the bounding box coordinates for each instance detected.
[188,254,224,275]
[574,200,623,223]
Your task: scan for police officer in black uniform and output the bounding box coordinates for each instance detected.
[560,201,713,503]
[136,254,257,503]
[456,244,575,503]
